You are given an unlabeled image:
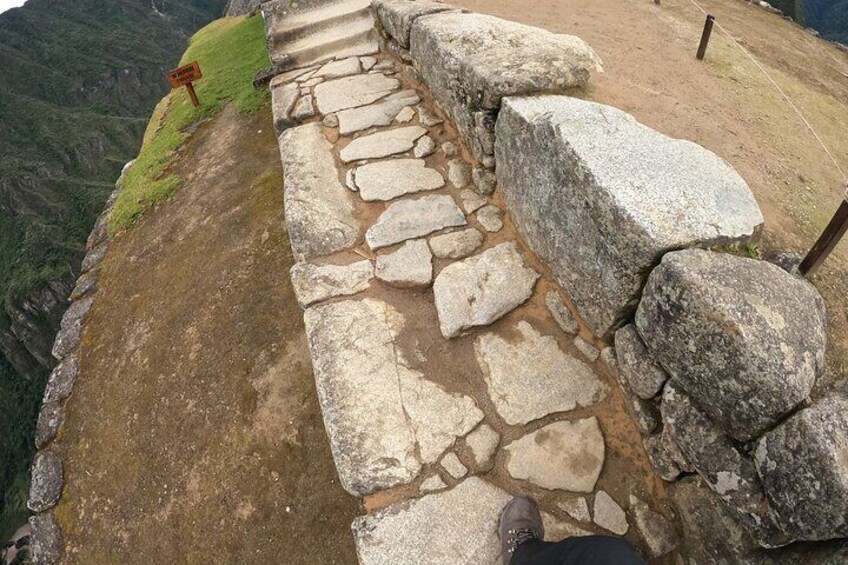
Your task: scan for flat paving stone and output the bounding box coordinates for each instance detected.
[593,490,629,535]
[433,242,539,338]
[314,73,399,114]
[316,57,362,79]
[375,239,433,287]
[428,228,483,260]
[337,90,420,135]
[465,424,500,470]
[366,194,466,250]
[447,159,471,188]
[476,204,503,232]
[290,260,374,308]
[354,158,444,201]
[413,135,436,158]
[459,189,487,214]
[340,125,427,162]
[504,417,605,493]
[419,475,447,494]
[278,123,359,261]
[395,106,415,122]
[441,452,468,479]
[291,93,316,121]
[304,298,483,496]
[557,497,591,522]
[475,321,609,425]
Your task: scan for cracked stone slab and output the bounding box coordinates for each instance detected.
[304,298,483,496]
[314,73,399,114]
[28,451,63,513]
[428,228,483,260]
[504,418,605,492]
[433,242,539,338]
[366,194,466,250]
[340,125,427,162]
[475,321,608,425]
[593,491,629,535]
[279,123,360,262]
[337,90,420,135]
[354,158,444,201]
[290,260,374,308]
[315,57,362,79]
[557,497,591,522]
[375,239,433,287]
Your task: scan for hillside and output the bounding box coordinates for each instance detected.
[0,0,227,540]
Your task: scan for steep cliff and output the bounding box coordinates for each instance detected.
[0,0,227,540]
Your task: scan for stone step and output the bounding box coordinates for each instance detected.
[271,0,372,45]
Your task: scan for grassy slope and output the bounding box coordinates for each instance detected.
[110,15,270,232]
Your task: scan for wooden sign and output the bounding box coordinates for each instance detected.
[167,61,202,107]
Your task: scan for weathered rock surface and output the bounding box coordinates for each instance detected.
[28,451,63,513]
[278,123,360,261]
[504,418,605,492]
[70,269,98,301]
[447,159,471,189]
[637,249,826,441]
[337,90,420,135]
[545,291,578,335]
[642,434,683,482]
[428,228,483,259]
[614,324,667,399]
[441,452,467,479]
[476,205,503,232]
[593,491,628,535]
[352,478,511,564]
[372,0,458,48]
[290,260,374,308]
[416,104,442,126]
[51,295,95,360]
[413,135,435,158]
[35,401,63,449]
[314,73,399,114]
[304,298,483,496]
[615,368,660,436]
[474,321,608,425]
[496,97,764,338]
[419,474,447,494]
[43,354,79,404]
[366,194,466,250]
[433,242,539,338]
[459,189,487,214]
[409,13,602,161]
[375,239,433,287]
[464,424,499,470]
[394,105,415,123]
[316,57,362,79]
[29,512,62,565]
[354,158,444,201]
[291,94,316,121]
[340,125,427,162]
[573,337,599,362]
[662,383,789,548]
[754,393,848,541]
[558,498,590,523]
[271,82,299,132]
[630,496,680,558]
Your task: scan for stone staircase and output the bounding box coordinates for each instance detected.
[263,0,378,71]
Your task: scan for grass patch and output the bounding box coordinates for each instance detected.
[109,15,270,233]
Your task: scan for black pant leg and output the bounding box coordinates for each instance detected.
[510,535,646,565]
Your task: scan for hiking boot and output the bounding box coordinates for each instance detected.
[499,496,544,564]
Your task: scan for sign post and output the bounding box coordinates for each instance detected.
[167,61,203,107]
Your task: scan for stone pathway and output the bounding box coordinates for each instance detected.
[267,5,676,562]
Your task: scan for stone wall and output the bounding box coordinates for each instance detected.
[372,1,846,560]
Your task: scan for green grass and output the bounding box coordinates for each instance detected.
[109,15,270,233]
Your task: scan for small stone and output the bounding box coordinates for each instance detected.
[475,321,608,425]
[323,113,339,128]
[291,94,316,121]
[316,57,362,79]
[417,105,442,126]
[376,240,433,288]
[615,325,668,399]
[314,73,399,114]
[442,141,459,157]
[361,56,377,70]
[28,451,63,513]
[459,189,487,214]
[464,424,500,470]
[35,401,63,449]
[630,496,680,558]
[419,475,447,494]
[600,347,617,370]
[447,159,471,188]
[593,491,628,535]
[43,354,79,404]
[366,194,466,250]
[355,158,444,202]
[643,435,683,482]
[290,260,374,308]
[441,452,468,479]
[340,126,427,163]
[476,205,503,232]
[574,336,600,362]
[472,166,496,195]
[434,242,539,338]
[395,106,416,123]
[346,169,357,191]
[29,512,62,565]
[428,228,483,260]
[337,90,421,135]
[505,418,605,492]
[557,497,591,522]
[413,135,436,158]
[545,292,578,335]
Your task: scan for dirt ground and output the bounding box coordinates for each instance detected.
[452,0,848,389]
[53,105,359,564]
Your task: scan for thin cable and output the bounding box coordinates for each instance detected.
[684,0,847,180]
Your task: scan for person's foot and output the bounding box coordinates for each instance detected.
[499,496,544,564]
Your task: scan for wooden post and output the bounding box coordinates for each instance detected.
[799,188,848,277]
[697,15,715,60]
[186,82,200,107]
[167,61,203,108]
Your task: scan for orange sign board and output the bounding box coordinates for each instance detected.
[167,61,202,89]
